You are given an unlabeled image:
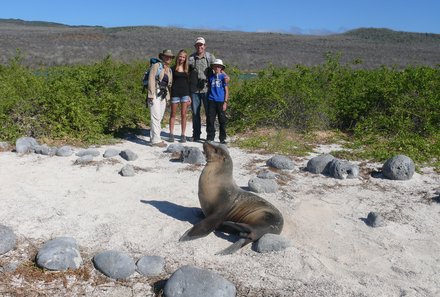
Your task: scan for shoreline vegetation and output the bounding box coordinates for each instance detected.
[1,55,439,170]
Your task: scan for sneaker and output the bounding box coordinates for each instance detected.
[151,141,167,148]
[168,134,175,142]
[179,135,187,143]
[220,140,227,144]
[189,136,200,142]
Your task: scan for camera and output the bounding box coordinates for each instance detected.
[197,79,206,90]
[157,86,168,98]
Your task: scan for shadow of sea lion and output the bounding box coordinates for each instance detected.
[140,200,202,225]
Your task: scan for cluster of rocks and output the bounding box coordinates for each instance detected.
[1,225,289,297]
[305,153,415,180]
[305,154,359,179]
[12,136,141,172]
[166,143,205,165]
[247,155,294,193]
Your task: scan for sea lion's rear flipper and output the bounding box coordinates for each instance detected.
[220,221,253,236]
[179,215,222,241]
[215,238,252,255]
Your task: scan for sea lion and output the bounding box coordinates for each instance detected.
[180,141,284,254]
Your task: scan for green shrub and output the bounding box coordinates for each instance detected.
[0,56,148,143]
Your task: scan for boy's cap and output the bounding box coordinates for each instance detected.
[195,37,206,45]
[211,58,225,69]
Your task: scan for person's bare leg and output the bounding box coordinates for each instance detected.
[181,101,190,136]
[169,102,178,141]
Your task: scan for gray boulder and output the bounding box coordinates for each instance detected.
[36,237,83,271]
[253,233,291,253]
[119,149,138,161]
[266,155,294,170]
[56,146,74,157]
[34,144,57,156]
[164,265,236,297]
[182,147,205,165]
[103,148,121,158]
[0,225,16,255]
[306,154,335,174]
[93,250,136,280]
[248,177,278,193]
[74,155,94,165]
[327,159,359,179]
[15,137,39,154]
[166,143,185,154]
[76,148,100,157]
[136,255,165,276]
[257,170,276,179]
[120,164,135,176]
[382,155,415,180]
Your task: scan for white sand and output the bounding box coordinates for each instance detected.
[1,123,439,296]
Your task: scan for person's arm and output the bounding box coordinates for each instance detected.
[221,69,230,83]
[223,85,229,111]
[147,63,160,101]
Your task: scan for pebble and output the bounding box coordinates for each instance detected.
[365,212,386,227]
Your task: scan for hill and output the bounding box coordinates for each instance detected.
[1,19,439,70]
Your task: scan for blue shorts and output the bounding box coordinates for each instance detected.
[171,96,190,104]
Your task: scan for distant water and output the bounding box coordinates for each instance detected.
[238,73,258,80]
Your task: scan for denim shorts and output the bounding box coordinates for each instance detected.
[171,96,190,104]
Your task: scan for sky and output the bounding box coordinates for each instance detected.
[1,0,440,35]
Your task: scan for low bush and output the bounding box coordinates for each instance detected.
[0,56,147,143]
[1,55,438,168]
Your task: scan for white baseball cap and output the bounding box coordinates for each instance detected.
[194,37,206,45]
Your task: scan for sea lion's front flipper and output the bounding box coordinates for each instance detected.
[215,238,252,255]
[179,215,222,241]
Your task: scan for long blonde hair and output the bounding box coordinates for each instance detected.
[174,49,189,74]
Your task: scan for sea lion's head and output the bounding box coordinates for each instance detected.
[203,141,232,166]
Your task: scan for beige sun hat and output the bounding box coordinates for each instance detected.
[194,37,206,45]
[159,49,175,59]
[210,58,225,69]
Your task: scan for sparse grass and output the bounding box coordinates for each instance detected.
[233,128,343,156]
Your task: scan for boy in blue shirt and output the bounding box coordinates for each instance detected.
[206,59,229,143]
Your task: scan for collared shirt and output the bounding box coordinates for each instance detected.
[188,52,215,93]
